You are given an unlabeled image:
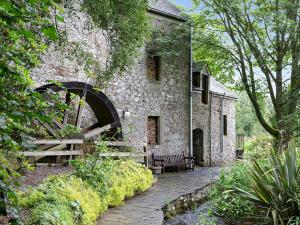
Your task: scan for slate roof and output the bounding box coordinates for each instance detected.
[210,77,237,99]
[148,0,186,21]
[193,62,237,99]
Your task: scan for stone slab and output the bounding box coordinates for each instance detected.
[97,167,221,225]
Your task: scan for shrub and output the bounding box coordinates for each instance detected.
[19,159,154,224]
[208,162,253,219]
[244,136,273,161]
[18,175,102,225]
[72,157,154,207]
[106,160,154,206]
[235,141,300,225]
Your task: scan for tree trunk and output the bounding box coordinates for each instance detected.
[274,130,291,152]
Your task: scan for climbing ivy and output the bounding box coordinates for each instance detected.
[147,22,190,57]
[82,0,150,84]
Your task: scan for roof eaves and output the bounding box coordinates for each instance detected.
[147,7,188,22]
[210,91,238,100]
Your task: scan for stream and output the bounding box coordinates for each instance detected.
[163,202,225,225]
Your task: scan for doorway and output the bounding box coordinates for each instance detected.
[193,128,204,166]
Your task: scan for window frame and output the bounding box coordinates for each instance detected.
[146,51,161,82]
[147,116,160,145]
[192,72,201,90]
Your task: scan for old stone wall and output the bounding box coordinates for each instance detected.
[193,92,236,166]
[30,6,190,155]
[192,93,210,165]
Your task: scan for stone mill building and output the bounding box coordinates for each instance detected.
[30,0,237,166]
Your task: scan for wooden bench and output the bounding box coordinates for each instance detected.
[152,153,194,173]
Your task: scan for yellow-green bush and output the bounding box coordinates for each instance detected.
[106,160,154,206]
[19,159,154,225]
[19,175,103,225]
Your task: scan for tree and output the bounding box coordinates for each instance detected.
[193,0,300,150]
[236,92,268,137]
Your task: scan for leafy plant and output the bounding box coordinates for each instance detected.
[18,175,102,225]
[19,159,154,224]
[234,141,300,225]
[208,162,253,219]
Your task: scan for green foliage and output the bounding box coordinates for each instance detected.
[192,0,300,141]
[19,159,154,224]
[72,156,154,206]
[1,0,150,217]
[147,22,190,58]
[209,163,253,219]
[236,91,268,137]
[244,136,274,162]
[235,141,300,225]
[80,0,150,84]
[192,13,235,84]
[0,0,63,153]
[19,175,102,225]
[106,160,154,206]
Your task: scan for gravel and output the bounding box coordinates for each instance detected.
[19,165,74,188]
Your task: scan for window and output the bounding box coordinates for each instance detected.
[202,74,209,104]
[223,115,228,136]
[193,72,201,89]
[146,51,161,81]
[147,116,160,145]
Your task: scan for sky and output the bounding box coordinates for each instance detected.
[171,0,193,8]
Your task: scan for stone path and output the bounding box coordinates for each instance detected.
[97,167,221,225]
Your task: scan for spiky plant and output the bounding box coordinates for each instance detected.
[235,141,300,225]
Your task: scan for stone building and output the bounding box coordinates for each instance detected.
[30,0,237,166]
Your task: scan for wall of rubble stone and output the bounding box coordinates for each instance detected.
[192,93,236,166]
[30,2,236,165]
[30,7,190,155]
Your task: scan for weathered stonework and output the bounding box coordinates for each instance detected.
[30,0,236,166]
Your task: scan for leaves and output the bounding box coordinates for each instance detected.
[81,0,149,84]
[234,141,300,224]
[42,26,58,41]
[192,0,300,140]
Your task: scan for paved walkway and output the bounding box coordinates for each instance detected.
[97,167,221,225]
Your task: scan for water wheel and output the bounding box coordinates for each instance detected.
[24,81,122,164]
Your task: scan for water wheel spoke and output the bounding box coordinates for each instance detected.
[30,82,123,165]
[83,124,112,139]
[75,94,86,128]
[62,91,71,126]
[69,89,87,163]
[36,119,59,138]
[53,118,63,129]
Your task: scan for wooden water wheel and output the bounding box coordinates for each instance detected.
[23,81,122,163]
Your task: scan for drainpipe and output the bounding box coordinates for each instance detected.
[208,92,212,166]
[189,27,193,158]
[220,93,226,152]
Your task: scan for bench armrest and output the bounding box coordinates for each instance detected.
[184,156,195,160]
[153,159,165,167]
